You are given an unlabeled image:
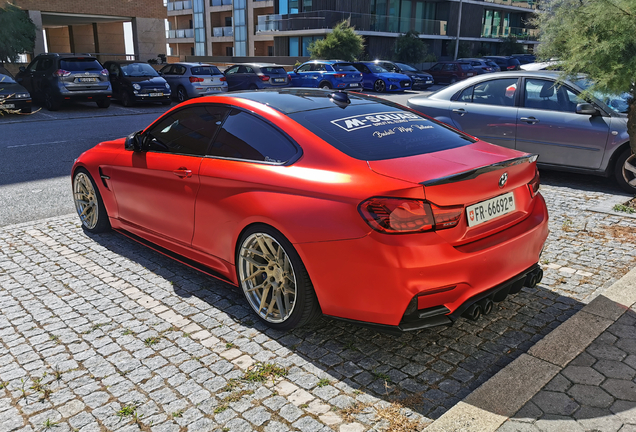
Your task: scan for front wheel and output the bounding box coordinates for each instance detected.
[373,79,386,93]
[614,148,636,193]
[72,168,111,233]
[44,89,61,111]
[96,98,110,108]
[120,91,133,107]
[236,225,321,331]
[176,86,188,102]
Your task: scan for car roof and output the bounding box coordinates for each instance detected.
[171,62,215,67]
[213,88,388,114]
[229,63,284,67]
[458,58,485,62]
[435,60,471,64]
[105,61,149,65]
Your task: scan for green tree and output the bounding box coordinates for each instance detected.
[498,35,524,56]
[447,40,471,59]
[308,20,364,62]
[394,30,428,64]
[533,0,636,155]
[0,3,37,63]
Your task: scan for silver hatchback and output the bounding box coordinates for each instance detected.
[159,62,228,102]
[407,71,635,192]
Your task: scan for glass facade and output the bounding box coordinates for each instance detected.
[234,0,247,55]
[193,0,206,55]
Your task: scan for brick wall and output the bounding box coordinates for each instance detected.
[13,0,166,19]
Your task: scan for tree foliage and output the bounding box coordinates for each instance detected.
[498,35,524,56]
[0,3,37,63]
[394,31,428,64]
[308,20,364,62]
[532,0,636,153]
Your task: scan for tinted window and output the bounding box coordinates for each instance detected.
[396,62,417,72]
[333,63,357,72]
[190,66,221,75]
[60,59,103,71]
[225,66,239,75]
[261,67,286,74]
[297,64,312,72]
[145,106,229,156]
[382,62,398,72]
[429,63,443,71]
[289,105,474,161]
[367,64,388,73]
[0,74,16,84]
[472,78,518,106]
[458,86,474,102]
[209,110,298,163]
[121,63,158,77]
[524,79,561,111]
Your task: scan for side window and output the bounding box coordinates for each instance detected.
[107,63,119,76]
[563,87,586,112]
[362,65,371,74]
[145,106,230,156]
[472,78,518,106]
[209,109,298,163]
[313,64,327,72]
[458,86,474,102]
[442,64,456,71]
[244,66,254,73]
[27,59,40,72]
[175,66,186,75]
[37,59,52,71]
[383,63,397,72]
[297,64,312,72]
[524,79,561,111]
[430,63,443,71]
[237,66,248,73]
[160,65,172,75]
[225,66,239,75]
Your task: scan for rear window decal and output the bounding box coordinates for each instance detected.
[331,111,425,132]
[373,124,434,138]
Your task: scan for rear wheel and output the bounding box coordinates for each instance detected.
[44,89,61,111]
[319,81,332,89]
[72,168,111,233]
[373,80,386,93]
[614,147,636,193]
[449,76,458,84]
[248,84,258,90]
[96,98,110,108]
[176,86,188,102]
[236,225,321,331]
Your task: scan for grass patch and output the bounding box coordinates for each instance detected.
[171,410,184,418]
[224,389,254,403]
[144,336,161,347]
[243,363,287,383]
[375,402,425,432]
[317,378,331,387]
[613,203,636,214]
[122,329,133,336]
[225,342,235,349]
[372,370,391,382]
[340,402,371,422]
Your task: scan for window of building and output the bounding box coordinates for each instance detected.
[289,37,300,56]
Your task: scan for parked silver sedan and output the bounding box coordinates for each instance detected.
[407,71,635,192]
[159,62,228,102]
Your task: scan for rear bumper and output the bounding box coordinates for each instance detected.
[190,85,228,97]
[296,193,549,327]
[134,93,171,103]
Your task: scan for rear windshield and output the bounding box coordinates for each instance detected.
[60,59,103,72]
[0,74,16,84]
[121,63,159,77]
[289,105,474,161]
[333,63,358,72]
[260,67,286,74]
[190,66,222,75]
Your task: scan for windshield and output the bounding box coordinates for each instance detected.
[367,64,388,73]
[60,59,103,72]
[396,62,418,72]
[573,78,630,114]
[0,74,16,84]
[190,66,221,75]
[121,63,159,77]
[333,63,358,72]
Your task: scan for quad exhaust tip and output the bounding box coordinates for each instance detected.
[524,268,544,288]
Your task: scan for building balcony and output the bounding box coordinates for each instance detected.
[166,28,195,39]
[481,25,539,41]
[482,0,538,10]
[212,26,234,37]
[210,0,232,5]
[167,1,193,11]
[256,10,447,36]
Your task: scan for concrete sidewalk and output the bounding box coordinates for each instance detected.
[426,266,636,432]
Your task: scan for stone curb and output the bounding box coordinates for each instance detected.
[425,265,636,432]
[586,195,636,220]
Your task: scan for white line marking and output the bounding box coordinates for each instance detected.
[7,140,68,148]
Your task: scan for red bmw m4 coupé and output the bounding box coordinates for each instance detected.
[72,89,548,333]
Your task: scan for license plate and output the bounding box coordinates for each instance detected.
[467,73,474,77]
[427,80,433,83]
[404,82,410,86]
[349,83,359,87]
[273,78,285,83]
[466,192,515,227]
[0,104,15,109]
[78,77,97,83]
[149,92,163,97]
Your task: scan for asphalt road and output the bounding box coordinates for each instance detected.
[0,89,436,227]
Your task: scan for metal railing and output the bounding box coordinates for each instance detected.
[167,1,193,11]
[483,0,537,10]
[212,26,234,37]
[166,28,195,39]
[481,25,539,40]
[210,0,232,6]
[255,10,447,36]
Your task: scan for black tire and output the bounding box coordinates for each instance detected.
[120,91,134,107]
[319,81,332,89]
[176,86,188,102]
[248,84,258,90]
[96,98,110,108]
[373,79,386,93]
[449,76,458,84]
[236,225,321,331]
[44,89,61,111]
[614,147,636,193]
[72,168,111,234]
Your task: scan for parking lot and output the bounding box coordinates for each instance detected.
[0,88,635,431]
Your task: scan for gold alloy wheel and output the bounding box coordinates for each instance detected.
[238,233,297,323]
[622,154,636,188]
[73,172,99,230]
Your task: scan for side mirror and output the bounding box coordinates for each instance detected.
[292,67,298,73]
[125,130,145,152]
[19,66,25,72]
[576,103,598,115]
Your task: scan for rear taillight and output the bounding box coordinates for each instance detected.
[507,65,516,70]
[333,73,346,78]
[55,69,71,77]
[189,76,204,83]
[219,76,226,81]
[528,168,540,197]
[258,75,270,81]
[100,69,108,76]
[359,197,464,234]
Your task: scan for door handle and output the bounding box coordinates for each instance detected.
[452,108,466,116]
[520,117,540,124]
[173,168,192,178]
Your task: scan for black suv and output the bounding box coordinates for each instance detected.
[483,56,521,71]
[16,53,112,111]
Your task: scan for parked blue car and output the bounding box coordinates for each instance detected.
[287,60,363,90]
[352,62,412,93]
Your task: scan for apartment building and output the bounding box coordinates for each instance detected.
[165,0,275,60]
[12,0,166,62]
[256,0,539,59]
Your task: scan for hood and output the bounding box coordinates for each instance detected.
[0,82,29,96]
[377,72,410,80]
[126,76,167,86]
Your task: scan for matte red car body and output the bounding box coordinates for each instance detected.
[73,91,549,328]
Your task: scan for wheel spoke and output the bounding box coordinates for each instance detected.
[245,247,266,258]
[242,268,263,283]
[246,280,269,293]
[265,288,277,318]
[242,255,266,269]
[258,284,271,312]
[275,292,286,318]
[625,160,636,175]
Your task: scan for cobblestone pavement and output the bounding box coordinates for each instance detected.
[497,304,636,432]
[0,172,634,432]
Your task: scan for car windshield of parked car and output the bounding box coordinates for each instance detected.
[0,73,16,84]
[60,58,103,71]
[190,66,222,75]
[572,78,630,114]
[289,104,475,161]
[121,63,159,77]
[260,67,286,74]
[366,64,388,73]
[333,63,358,72]
[396,63,418,72]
